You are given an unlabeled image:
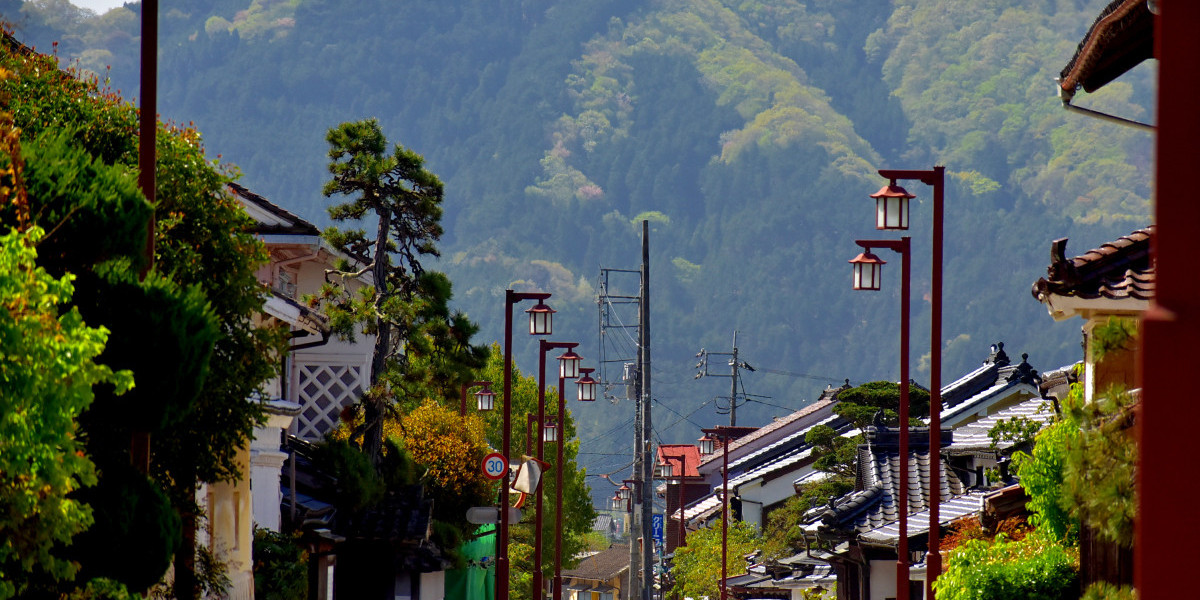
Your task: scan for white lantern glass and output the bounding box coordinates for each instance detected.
[698,436,715,456]
[475,388,495,412]
[526,301,554,335]
[558,350,582,379]
[850,251,885,291]
[871,183,914,231]
[656,463,672,479]
[543,419,558,443]
[576,373,598,402]
[618,484,632,501]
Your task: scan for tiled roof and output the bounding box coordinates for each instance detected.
[656,444,702,478]
[811,427,964,538]
[860,491,987,545]
[561,543,630,582]
[948,395,1057,451]
[1032,226,1154,304]
[1059,0,1154,97]
[698,387,848,470]
[338,487,433,544]
[230,182,321,235]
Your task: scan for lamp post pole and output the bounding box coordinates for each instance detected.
[851,237,911,600]
[535,341,580,600]
[666,456,687,549]
[702,427,732,600]
[551,366,592,600]
[500,290,553,600]
[876,167,944,595]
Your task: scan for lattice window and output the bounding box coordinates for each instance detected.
[295,363,364,440]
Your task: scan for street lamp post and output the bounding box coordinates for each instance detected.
[702,427,733,600]
[850,237,912,600]
[535,341,580,600]
[656,455,688,549]
[553,368,596,600]
[460,381,494,416]
[500,290,554,600]
[872,167,945,596]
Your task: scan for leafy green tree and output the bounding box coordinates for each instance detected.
[670,519,759,600]
[1,34,284,599]
[0,224,133,599]
[316,118,486,464]
[834,380,930,428]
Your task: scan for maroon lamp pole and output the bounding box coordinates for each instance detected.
[702,427,733,600]
[871,167,944,595]
[535,341,580,599]
[554,367,596,600]
[460,381,494,416]
[851,237,912,600]
[500,291,554,600]
[660,455,688,549]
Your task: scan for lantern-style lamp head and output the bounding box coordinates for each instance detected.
[849,249,886,291]
[870,180,915,231]
[475,385,495,412]
[543,417,559,443]
[526,300,555,335]
[558,348,582,379]
[617,483,632,501]
[697,435,715,456]
[576,368,598,402]
[656,462,673,479]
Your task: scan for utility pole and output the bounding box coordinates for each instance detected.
[694,331,754,426]
[596,223,653,600]
[639,220,653,600]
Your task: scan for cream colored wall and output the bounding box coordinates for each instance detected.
[207,443,254,599]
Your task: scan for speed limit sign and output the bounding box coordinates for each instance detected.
[482,452,507,480]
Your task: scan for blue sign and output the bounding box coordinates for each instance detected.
[652,514,664,543]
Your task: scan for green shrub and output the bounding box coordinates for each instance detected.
[252,528,308,600]
[935,534,1079,600]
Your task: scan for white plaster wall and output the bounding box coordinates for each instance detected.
[868,560,896,600]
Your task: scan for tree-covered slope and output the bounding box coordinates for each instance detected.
[6,0,1154,490]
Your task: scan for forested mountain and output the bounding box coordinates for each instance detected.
[5,0,1155,492]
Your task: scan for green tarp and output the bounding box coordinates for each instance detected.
[444,525,496,600]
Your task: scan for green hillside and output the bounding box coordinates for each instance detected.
[5,0,1155,492]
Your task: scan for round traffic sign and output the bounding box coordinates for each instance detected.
[482,452,507,480]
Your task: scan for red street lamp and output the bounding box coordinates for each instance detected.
[851,237,912,600]
[500,290,553,600]
[849,249,887,291]
[872,167,945,598]
[551,366,595,600]
[535,340,579,600]
[702,426,734,600]
[576,368,598,402]
[697,435,715,456]
[658,455,689,549]
[460,380,494,416]
[871,180,915,230]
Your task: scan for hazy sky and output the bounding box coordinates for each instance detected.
[70,0,129,14]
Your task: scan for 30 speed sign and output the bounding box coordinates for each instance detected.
[481,452,507,480]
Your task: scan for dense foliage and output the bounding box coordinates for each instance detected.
[935,534,1079,600]
[0,225,132,599]
[0,27,283,598]
[252,528,309,600]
